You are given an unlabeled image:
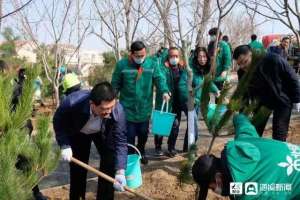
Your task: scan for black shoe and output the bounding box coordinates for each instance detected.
[155,148,163,156]
[34,192,48,200]
[166,149,177,158]
[141,155,148,165]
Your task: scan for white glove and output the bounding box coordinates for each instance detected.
[113,169,126,192]
[294,103,300,112]
[163,92,171,102]
[61,147,72,162]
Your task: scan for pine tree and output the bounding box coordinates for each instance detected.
[0,68,59,200]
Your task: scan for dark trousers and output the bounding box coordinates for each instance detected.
[69,132,115,200]
[154,105,199,151]
[154,106,181,151]
[255,105,292,141]
[126,121,149,155]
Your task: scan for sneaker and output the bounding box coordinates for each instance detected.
[155,148,163,156]
[141,155,148,165]
[34,192,48,200]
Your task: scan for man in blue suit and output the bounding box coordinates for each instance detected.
[53,82,128,200]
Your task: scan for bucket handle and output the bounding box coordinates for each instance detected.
[160,100,169,113]
[127,144,142,158]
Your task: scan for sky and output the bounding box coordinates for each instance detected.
[81,6,294,52]
[1,0,297,53]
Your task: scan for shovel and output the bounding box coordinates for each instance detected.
[71,157,154,200]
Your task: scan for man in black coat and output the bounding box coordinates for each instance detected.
[233,45,300,141]
[53,82,128,200]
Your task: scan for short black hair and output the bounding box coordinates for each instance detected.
[208,27,222,36]
[130,41,146,52]
[222,35,229,42]
[251,34,257,41]
[192,154,222,199]
[90,82,116,106]
[233,45,251,60]
[192,154,221,185]
[18,68,26,80]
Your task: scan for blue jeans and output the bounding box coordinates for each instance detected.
[126,121,149,155]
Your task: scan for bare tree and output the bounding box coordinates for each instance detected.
[123,0,133,51]
[210,0,238,76]
[93,0,148,60]
[92,0,122,60]
[240,0,300,46]
[154,0,174,47]
[0,0,33,20]
[174,0,196,148]
[207,0,238,154]
[223,12,260,47]
[195,0,213,47]
[13,0,90,107]
[245,2,258,33]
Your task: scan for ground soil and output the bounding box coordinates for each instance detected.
[39,93,300,200]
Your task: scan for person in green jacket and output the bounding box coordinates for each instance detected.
[207,28,232,92]
[111,41,170,164]
[248,34,265,54]
[180,47,220,151]
[222,35,233,56]
[154,47,190,157]
[192,114,300,200]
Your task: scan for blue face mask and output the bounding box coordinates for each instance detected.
[133,57,145,65]
[169,58,179,66]
[210,35,217,41]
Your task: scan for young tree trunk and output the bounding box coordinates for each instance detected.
[124,0,133,51]
[174,0,195,148]
[195,0,212,47]
[53,84,60,108]
[154,0,174,47]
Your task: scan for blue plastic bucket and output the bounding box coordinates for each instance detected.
[125,144,142,189]
[151,101,176,136]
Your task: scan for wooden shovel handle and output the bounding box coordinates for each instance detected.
[71,157,154,200]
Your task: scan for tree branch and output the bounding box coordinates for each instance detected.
[1,0,34,19]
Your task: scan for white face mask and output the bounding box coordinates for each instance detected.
[133,57,145,65]
[169,57,179,66]
[210,35,217,41]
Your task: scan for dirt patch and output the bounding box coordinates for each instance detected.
[42,116,300,200]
